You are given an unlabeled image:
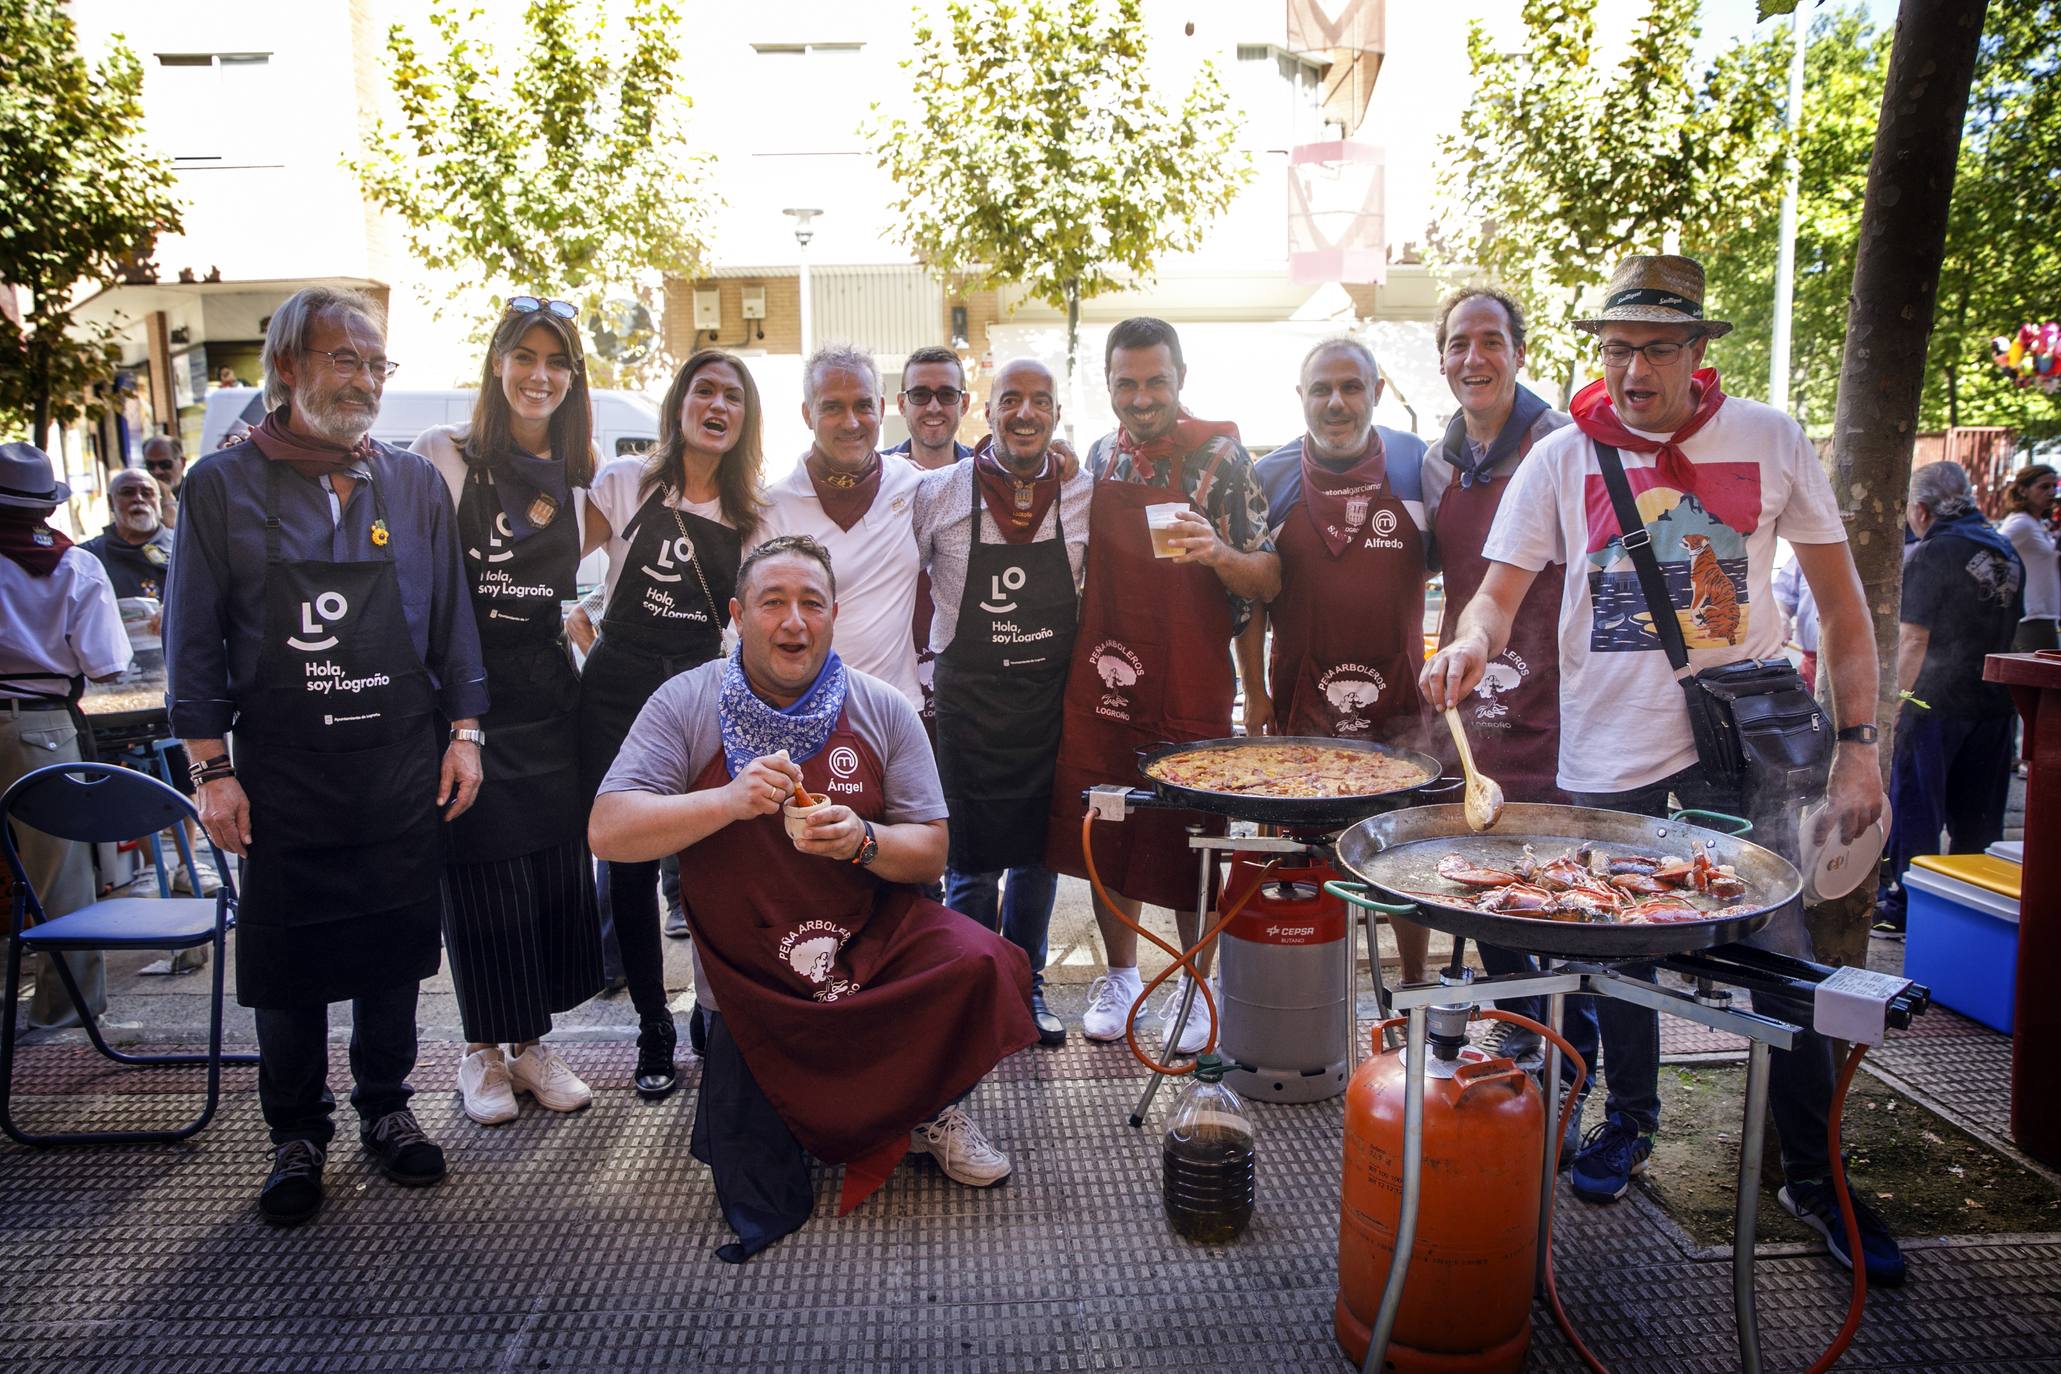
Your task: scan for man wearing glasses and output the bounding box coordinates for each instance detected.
[883,347,975,739]
[141,436,187,529]
[164,286,488,1225]
[1421,255,1903,1286]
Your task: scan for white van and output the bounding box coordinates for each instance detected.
[199,387,662,462]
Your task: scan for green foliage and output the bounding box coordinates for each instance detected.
[866,0,1251,383]
[352,0,712,388]
[1432,0,1789,401]
[0,0,182,446]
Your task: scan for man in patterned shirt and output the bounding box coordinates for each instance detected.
[1044,317,1279,1053]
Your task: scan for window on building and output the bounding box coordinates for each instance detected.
[151,54,278,168]
[1232,42,1334,149]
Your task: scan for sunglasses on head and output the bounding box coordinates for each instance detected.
[505,296,578,320]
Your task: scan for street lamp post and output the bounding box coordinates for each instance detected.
[785,208,822,358]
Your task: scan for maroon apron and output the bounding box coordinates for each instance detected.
[1269,445,1430,751]
[1045,455,1235,910]
[1434,462,1568,805]
[677,712,1034,1174]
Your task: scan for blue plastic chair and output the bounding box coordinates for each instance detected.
[0,762,257,1145]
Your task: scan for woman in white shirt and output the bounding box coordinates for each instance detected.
[577,350,766,1099]
[1999,463,2058,652]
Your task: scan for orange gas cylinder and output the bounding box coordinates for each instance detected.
[1334,1030,1543,1373]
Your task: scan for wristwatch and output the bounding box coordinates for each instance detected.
[451,727,486,746]
[1834,723,1879,745]
[849,819,879,868]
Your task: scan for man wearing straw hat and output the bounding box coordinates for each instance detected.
[1423,254,1905,1285]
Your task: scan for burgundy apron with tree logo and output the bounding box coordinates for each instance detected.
[1045,456,1234,910]
[677,712,1034,1199]
[1268,440,1430,751]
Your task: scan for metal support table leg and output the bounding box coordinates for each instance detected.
[1363,1004,1426,1374]
[1536,989,1566,1292]
[1734,1038,1771,1374]
[1128,843,1216,1128]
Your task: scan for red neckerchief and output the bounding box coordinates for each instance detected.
[1298,429,1387,558]
[1570,368,1727,496]
[1114,413,1241,485]
[973,436,1058,545]
[0,508,71,577]
[247,406,378,482]
[806,449,882,532]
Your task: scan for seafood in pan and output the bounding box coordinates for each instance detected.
[1418,845,1754,925]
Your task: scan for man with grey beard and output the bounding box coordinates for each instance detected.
[164,286,487,1225]
[914,359,1091,1046]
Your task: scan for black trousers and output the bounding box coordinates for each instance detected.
[253,980,419,1147]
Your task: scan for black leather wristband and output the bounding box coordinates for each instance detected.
[1834,723,1879,744]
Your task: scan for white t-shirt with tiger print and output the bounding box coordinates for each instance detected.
[1481,394,1847,795]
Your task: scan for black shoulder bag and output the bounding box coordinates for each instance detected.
[1591,441,1832,800]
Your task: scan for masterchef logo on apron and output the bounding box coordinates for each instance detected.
[1090,638,1144,721]
[1359,506,1405,550]
[1316,662,1386,735]
[286,590,394,707]
[777,919,863,1002]
[823,743,863,795]
[1468,649,1534,727]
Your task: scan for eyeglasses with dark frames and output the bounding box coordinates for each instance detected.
[901,386,965,408]
[1598,339,1696,368]
[303,348,400,380]
[506,296,578,320]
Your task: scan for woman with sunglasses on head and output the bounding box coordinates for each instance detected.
[411,296,610,1125]
[579,349,766,1099]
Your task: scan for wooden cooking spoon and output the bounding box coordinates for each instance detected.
[1444,707,1506,833]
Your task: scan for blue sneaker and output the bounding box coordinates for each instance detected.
[1780,1177,1908,1288]
[1569,1118,1653,1203]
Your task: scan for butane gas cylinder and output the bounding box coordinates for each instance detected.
[1217,857,1352,1104]
[1334,1020,1543,1373]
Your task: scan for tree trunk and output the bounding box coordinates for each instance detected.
[31,320,52,453]
[1811,0,1990,970]
[1064,279,1082,445]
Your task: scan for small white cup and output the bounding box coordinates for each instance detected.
[783,797,830,840]
[1144,502,1189,559]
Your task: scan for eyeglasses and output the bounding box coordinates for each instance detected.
[506,296,578,320]
[901,386,964,408]
[303,348,400,380]
[1598,339,1696,368]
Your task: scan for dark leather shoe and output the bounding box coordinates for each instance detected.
[687,1001,708,1056]
[259,1139,326,1226]
[359,1108,446,1187]
[636,1014,679,1099]
[1030,990,1066,1048]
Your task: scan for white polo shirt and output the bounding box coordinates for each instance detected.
[752,456,925,710]
[1,546,133,699]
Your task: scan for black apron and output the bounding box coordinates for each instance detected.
[933,464,1077,873]
[448,464,583,862]
[232,462,443,1008]
[577,487,738,797]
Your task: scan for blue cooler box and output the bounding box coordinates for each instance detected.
[1903,865,2019,1033]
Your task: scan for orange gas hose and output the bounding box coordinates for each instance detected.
[1078,808,1277,1076]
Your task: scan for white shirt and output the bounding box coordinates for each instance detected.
[1482,396,1847,794]
[1999,510,2059,622]
[752,456,925,710]
[0,547,133,698]
[586,456,727,609]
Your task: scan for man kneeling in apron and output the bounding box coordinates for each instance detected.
[591,534,1036,1262]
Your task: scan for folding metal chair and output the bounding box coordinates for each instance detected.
[0,762,256,1145]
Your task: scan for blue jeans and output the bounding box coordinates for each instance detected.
[1877,708,2014,924]
[1475,941,1598,1088]
[944,864,1056,991]
[1574,766,1838,1181]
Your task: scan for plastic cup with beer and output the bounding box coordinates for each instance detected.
[1145,501,1191,559]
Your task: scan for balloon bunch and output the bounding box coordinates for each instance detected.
[1992,322,2061,392]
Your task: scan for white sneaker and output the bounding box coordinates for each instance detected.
[171,855,222,895]
[457,1047,518,1125]
[1158,976,1216,1056]
[911,1105,1012,1186]
[505,1041,593,1113]
[1082,974,1145,1042]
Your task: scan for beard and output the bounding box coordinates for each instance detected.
[296,384,379,447]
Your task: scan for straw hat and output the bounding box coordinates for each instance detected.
[0,442,70,510]
[1573,255,1732,338]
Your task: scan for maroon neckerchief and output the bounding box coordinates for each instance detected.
[247,406,378,482]
[806,449,882,532]
[1570,367,1727,497]
[972,435,1059,545]
[1298,429,1387,558]
[1114,413,1241,485]
[0,508,71,577]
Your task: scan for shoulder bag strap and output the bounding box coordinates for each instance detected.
[1592,440,1694,679]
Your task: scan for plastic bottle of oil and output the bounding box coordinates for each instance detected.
[1162,1052,1256,1243]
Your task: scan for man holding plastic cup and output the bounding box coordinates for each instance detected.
[1044,317,1280,1055]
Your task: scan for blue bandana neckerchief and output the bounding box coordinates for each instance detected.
[719,646,849,777]
[1440,384,1551,489]
[1921,509,2019,562]
[490,447,571,541]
